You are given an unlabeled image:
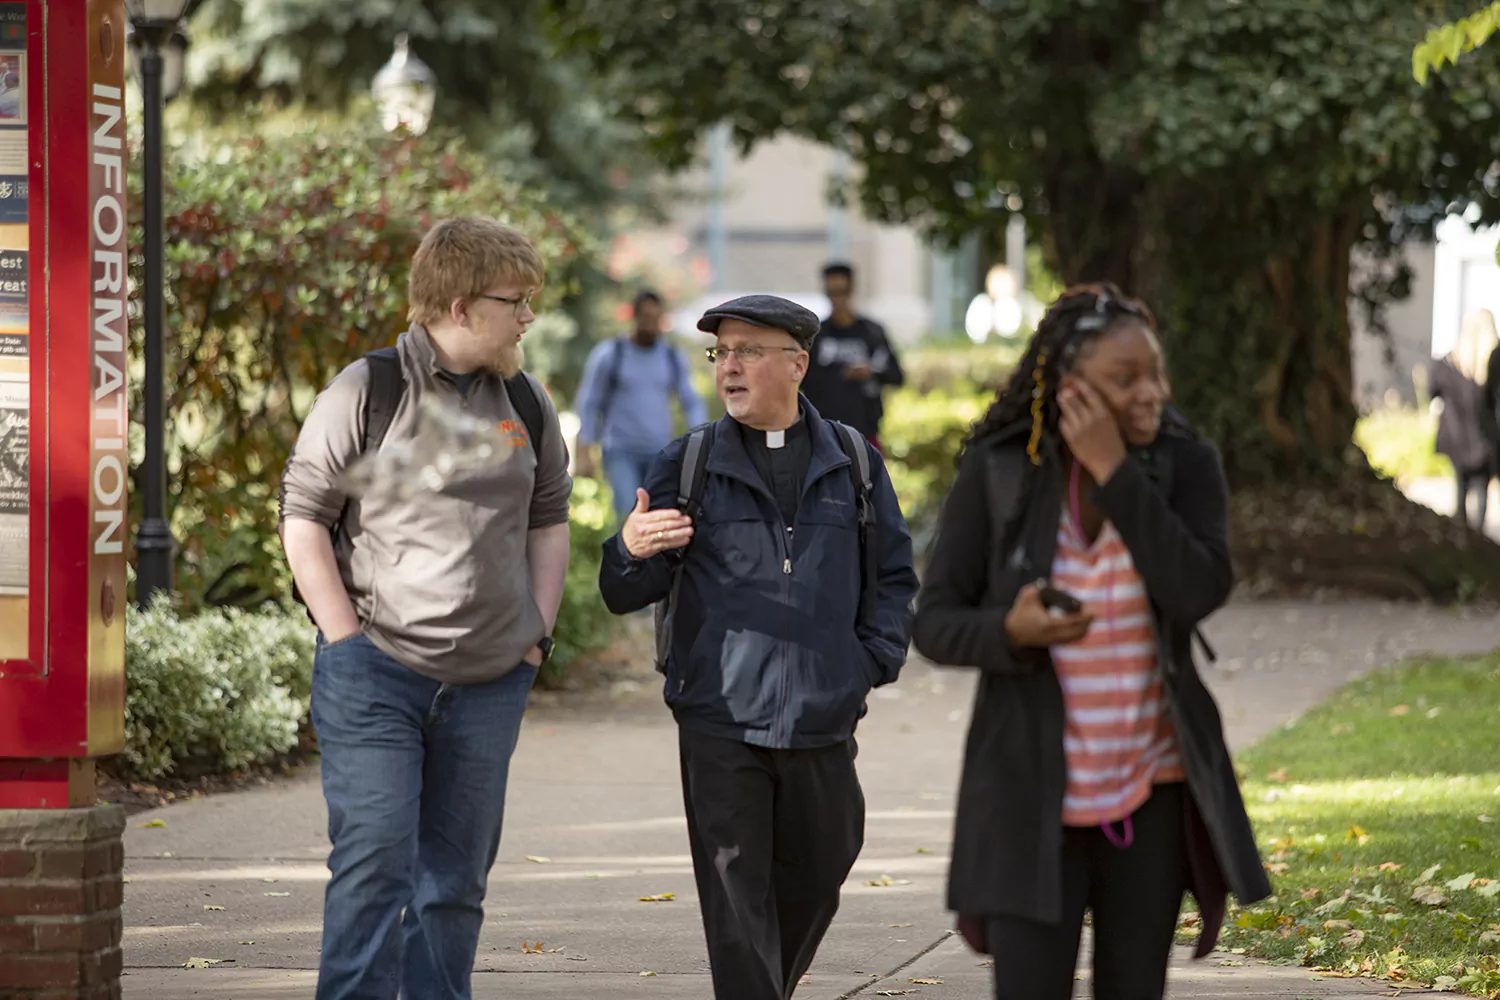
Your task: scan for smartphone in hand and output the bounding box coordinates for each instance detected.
[1036,579,1083,617]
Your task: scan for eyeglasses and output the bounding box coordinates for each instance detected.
[705,346,803,365]
[477,291,535,319]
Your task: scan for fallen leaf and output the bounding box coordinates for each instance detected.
[1267,768,1290,782]
[1388,704,1409,716]
[203,905,225,912]
[264,892,290,898]
[865,874,897,887]
[1346,824,1369,845]
[239,941,254,946]
[638,893,675,902]
[1477,881,1500,899]
[521,941,546,954]
[1322,920,1353,931]
[1300,888,1321,900]
[910,977,945,984]
[1426,707,1442,719]
[1265,862,1289,875]
[182,958,222,969]
[914,848,931,854]
[1433,975,1458,991]
[1479,815,1496,824]
[1444,871,1477,892]
[890,923,913,928]
[1412,885,1448,907]
[1417,863,1443,883]
[1218,960,1245,967]
[261,878,278,884]
[1339,929,1366,949]
[1477,930,1500,946]
[140,819,167,828]
[1379,862,1403,872]
[875,992,914,997]
[638,971,657,977]
[524,856,552,864]
[799,975,812,985]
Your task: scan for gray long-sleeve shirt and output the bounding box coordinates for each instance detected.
[279,325,572,683]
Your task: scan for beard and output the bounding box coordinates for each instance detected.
[483,339,525,379]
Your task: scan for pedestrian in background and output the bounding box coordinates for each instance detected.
[801,262,905,450]
[1421,309,1497,531]
[574,289,707,522]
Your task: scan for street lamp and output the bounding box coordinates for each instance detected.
[372,34,437,136]
[124,0,197,609]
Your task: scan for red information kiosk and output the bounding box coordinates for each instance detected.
[0,2,130,995]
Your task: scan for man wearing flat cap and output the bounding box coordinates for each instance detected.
[599,294,918,999]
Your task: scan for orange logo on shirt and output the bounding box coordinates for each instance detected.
[496,419,529,449]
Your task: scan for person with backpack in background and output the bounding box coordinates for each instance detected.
[573,289,708,521]
[1415,308,1498,532]
[597,294,918,1000]
[800,262,905,450]
[912,284,1270,1000]
[278,217,572,1000]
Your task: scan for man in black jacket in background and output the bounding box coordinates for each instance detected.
[801,263,905,449]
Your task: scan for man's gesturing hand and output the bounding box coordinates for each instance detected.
[622,488,695,559]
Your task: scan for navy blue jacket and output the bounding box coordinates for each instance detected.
[599,404,919,749]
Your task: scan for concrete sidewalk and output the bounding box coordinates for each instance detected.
[119,600,1499,999]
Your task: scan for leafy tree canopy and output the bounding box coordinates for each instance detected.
[556,0,1500,487]
[1414,1,1500,84]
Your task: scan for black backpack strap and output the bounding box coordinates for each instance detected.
[654,422,716,673]
[832,421,879,626]
[361,347,404,455]
[596,338,626,429]
[293,346,405,610]
[504,372,546,456]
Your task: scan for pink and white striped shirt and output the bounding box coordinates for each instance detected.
[1050,517,1184,826]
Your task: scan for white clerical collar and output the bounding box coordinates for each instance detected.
[766,429,786,449]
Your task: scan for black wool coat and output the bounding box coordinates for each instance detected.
[912,422,1271,957]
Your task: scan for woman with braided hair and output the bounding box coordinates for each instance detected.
[913,284,1269,999]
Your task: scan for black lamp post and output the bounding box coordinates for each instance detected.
[125,0,194,609]
[372,34,437,136]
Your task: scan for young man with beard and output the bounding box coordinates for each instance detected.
[279,217,572,1000]
[573,289,708,522]
[598,295,919,1000]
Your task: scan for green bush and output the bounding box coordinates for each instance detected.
[901,341,1023,395]
[1354,406,1452,484]
[546,479,621,686]
[882,383,993,544]
[122,599,315,782]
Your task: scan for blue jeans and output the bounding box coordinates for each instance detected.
[311,632,536,1000]
[603,448,658,522]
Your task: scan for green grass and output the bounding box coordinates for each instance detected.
[1198,656,1500,996]
[1355,406,1454,483]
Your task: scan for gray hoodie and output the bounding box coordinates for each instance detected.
[279,325,572,683]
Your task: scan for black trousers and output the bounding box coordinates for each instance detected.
[678,727,865,1000]
[986,782,1188,1000]
[1456,468,1490,529]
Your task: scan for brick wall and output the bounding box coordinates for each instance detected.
[0,807,125,1000]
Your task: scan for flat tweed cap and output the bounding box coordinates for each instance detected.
[697,294,820,349]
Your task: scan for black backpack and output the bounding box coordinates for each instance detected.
[289,346,546,607]
[653,419,878,672]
